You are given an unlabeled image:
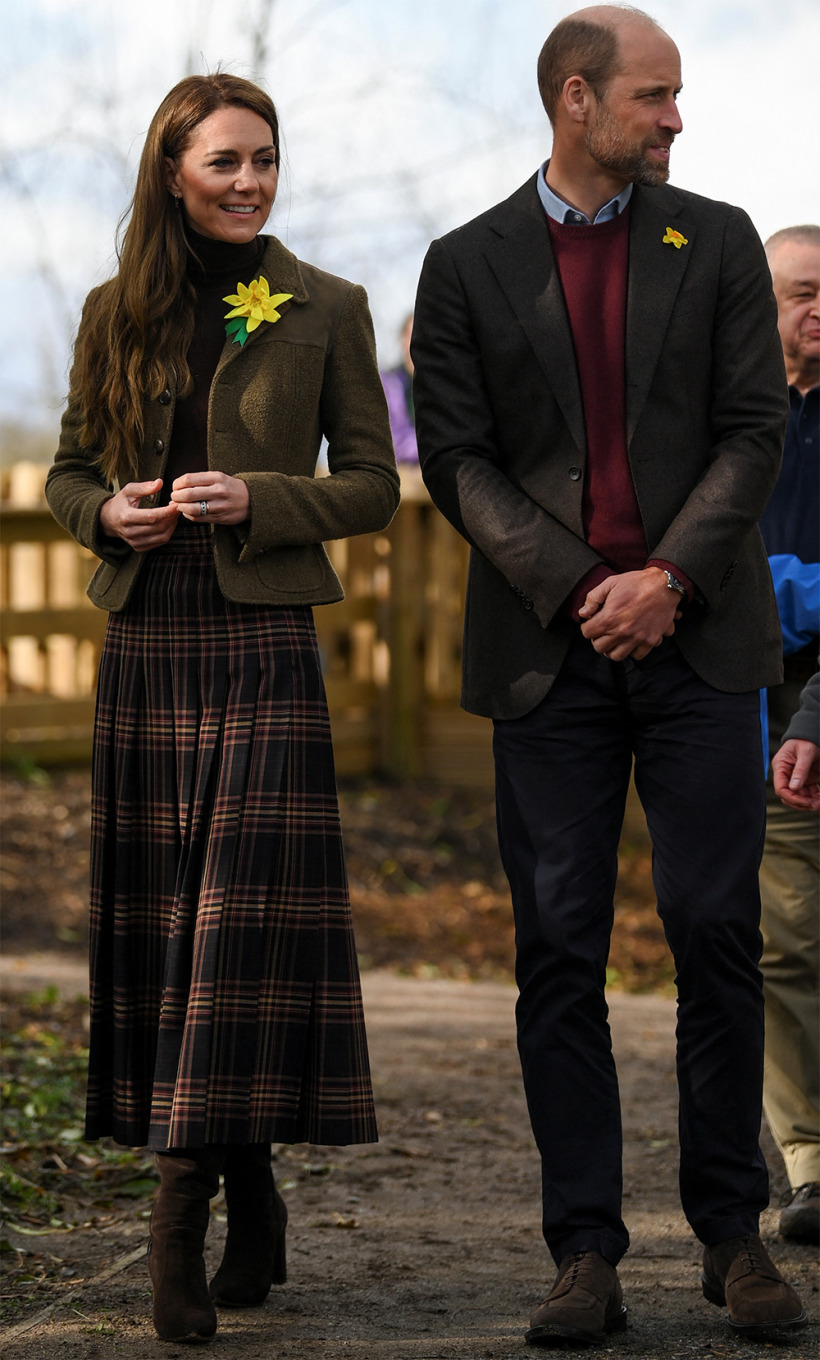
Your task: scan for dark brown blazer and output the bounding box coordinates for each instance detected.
[46,236,400,612]
[411,176,789,719]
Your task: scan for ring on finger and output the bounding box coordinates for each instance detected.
[199,500,208,517]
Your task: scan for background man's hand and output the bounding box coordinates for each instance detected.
[579,567,682,661]
[772,739,820,811]
[99,478,179,551]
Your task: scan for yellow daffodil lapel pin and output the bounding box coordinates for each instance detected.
[662,227,688,249]
[223,277,293,347]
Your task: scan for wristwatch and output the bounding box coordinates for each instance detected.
[663,569,686,597]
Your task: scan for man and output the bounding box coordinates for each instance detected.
[758,225,820,1245]
[411,5,807,1345]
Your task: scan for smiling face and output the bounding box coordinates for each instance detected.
[165,105,278,242]
[585,21,682,188]
[769,239,820,393]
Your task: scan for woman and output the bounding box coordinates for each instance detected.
[46,73,399,1343]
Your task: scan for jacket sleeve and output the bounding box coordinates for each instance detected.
[781,670,820,745]
[647,208,789,610]
[235,284,399,560]
[412,237,604,629]
[45,290,131,566]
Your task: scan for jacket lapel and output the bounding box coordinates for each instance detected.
[625,185,695,442]
[483,180,586,455]
[214,236,309,377]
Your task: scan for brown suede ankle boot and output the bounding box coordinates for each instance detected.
[209,1143,288,1307]
[149,1148,224,1342]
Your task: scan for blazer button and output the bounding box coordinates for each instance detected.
[522,596,534,610]
[158,388,172,405]
[568,466,582,481]
[154,438,165,455]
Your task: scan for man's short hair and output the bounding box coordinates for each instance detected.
[764,225,820,260]
[536,6,659,126]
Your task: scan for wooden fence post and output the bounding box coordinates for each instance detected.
[383,488,426,779]
[1,465,497,784]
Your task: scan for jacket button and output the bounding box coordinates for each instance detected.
[522,596,534,610]
[154,439,165,455]
[159,388,172,405]
[568,466,582,481]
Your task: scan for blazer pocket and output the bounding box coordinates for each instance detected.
[253,543,328,594]
[89,560,121,597]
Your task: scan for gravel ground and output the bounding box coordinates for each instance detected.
[0,960,817,1360]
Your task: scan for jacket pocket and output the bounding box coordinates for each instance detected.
[253,543,329,594]
[89,560,120,597]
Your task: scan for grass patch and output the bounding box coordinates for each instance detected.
[0,989,155,1325]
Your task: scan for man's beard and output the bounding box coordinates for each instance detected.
[585,100,672,187]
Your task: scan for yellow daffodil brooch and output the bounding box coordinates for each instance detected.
[223,277,292,347]
[662,227,688,249]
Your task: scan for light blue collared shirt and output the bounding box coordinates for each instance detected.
[536,158,633,225]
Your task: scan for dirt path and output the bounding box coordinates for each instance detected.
[1,959,817,1359]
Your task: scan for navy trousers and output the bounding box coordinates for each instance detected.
[493,635,769,1267]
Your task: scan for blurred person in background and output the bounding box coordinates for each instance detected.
[46,72,398,1344]
[758,224,820,1246]
[380,312,419,464]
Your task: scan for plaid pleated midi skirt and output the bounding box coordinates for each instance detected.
[85,524,377,1151]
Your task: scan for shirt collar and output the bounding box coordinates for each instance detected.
[537,159,633,225]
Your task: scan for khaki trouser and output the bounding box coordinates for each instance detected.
[760,779,820,1188]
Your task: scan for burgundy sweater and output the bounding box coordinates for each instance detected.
[548,209,691,615]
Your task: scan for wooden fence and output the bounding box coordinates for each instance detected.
[0,463,494,783]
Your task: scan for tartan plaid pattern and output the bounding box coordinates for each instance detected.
[85,525,377,1150]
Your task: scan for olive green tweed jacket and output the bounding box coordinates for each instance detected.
[46,236,400,611]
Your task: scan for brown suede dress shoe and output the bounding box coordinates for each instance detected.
[526,1250,627,1346]
[702,1233,807,1335]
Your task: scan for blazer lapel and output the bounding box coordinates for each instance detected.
[214,236,309,378]
[484,181,586,456]
[625,186,695,443]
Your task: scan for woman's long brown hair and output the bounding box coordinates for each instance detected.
[73,73,280,484]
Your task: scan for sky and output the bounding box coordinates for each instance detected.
[1,0,818,439]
